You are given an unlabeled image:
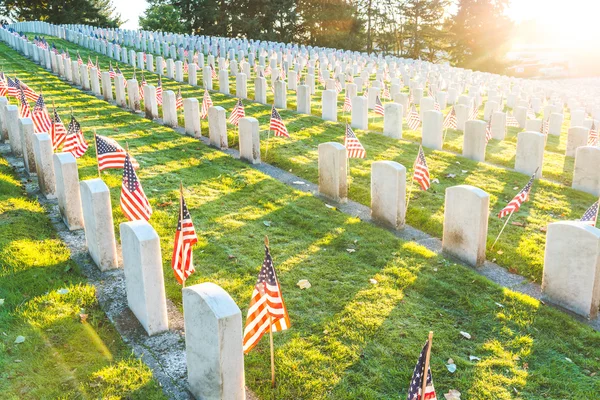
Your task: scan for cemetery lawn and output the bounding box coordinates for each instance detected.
[33,35,597,284]
[3,42,600,399]
[0,157,167,399]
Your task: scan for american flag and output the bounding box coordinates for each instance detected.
[413,146,431,191]
[335,79,342,93]
[374,95,384,116]
[485,120,492,144]
[16,78,38,101]
[176,88,184,110]
[443,107,457,129]
[382,83,390,99]
[407,340,437,400]
[63,116,88,158]
[434,101,440,111]
[200,89,213,119]
[7,77,20,97]
[343,93,352,112]
[228,98,245,126]
[469,104,479,120]
[0,73,6,97]
[18,90,31,119]
[580,200,599,226]
[120,153,152,221]
[498,171,536,218]
[171,192,198,284]
[156,75,163,106]
[280,68,287,81]
[183,60,188,73]
[264,63,272,76]
[51,108,67,150]
[139,74,147,99]
[95,60,102,78]
[269,105,289,137]
[527,105,536,120]
[77,52,83,66]
[407,105,421,130]
[344,124,366,158]
[540,119,548,135]
[588,122,598,146]
[95,134,139,171]
[506,112,520,127]
[108,63,116,79]
[210,63,217,79]
[32,94,52,133]
[242,244,290,354]
[87,56,94,69]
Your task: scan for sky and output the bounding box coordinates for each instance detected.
[116,0,600,49]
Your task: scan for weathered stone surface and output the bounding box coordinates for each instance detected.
[80,178,118,271]
[371,161,406,229]
[208,106,227,149]
[32,133,55,199]
[53,152,84,230]
[515,131,544,179]
[572,146,600,196]
[120,220,169,336]
[238,117,261,164]
[442,185,489,267]
[542,222,600,318]
[183,282,245,400]
[318,142,347,203]
[422,110,443,150]
[463,120,487,162]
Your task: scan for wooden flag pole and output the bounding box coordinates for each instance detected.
[94,129,101,177]
[491,210,514,250]
[180,180,186,288]
[421,331,433,398]
[442,127,449,142]
[264,235,276,388]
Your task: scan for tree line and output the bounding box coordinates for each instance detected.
[140,0,512,73]
[1,0,513,73]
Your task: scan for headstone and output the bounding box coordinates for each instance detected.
[184,98,201,138]
[463,120,487,162]
[515,131,544,178]
[115,75,127,107]
[208,106,227,149]
[236,73,247,99]
[542,221,600,318]
[514,106,527,128]
[188,63,198,86]
[371,161,406,229]
[5,105,22,156]
[442,185,489,267]
[218,69,230,95]
[274,79,287,109]
[255,77,267,104]
[525,119,542,132]
[566,126,588,157]
[162,90,178,128]
[127,79,140,111]
[183,283,245,400]
[144,85,159,120]
[80,64,90,90]
[422,110,443,150]
[297,85,311,114]
[32,133,56,199]
[572,146,600,196]
[383,103,403,139]
[490,111,506,140]
[80,178,119,271]
[19,118,36,174]
[120,220,169,336]
[238,117,261,164]
[101,71,113,101]
[318,142,347,202]
[455,104,468,132]
[548,113,563,136]
[0,97,8,141]
[53,152,84,230]
[322,89,337,122]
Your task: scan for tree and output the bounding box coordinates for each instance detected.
[400,0,448,60]
[447,0,512,72]
[2,0,122,27]
[139,3,187,33]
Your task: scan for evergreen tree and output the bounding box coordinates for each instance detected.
[2,0,122,27]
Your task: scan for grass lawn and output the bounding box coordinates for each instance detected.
[30,35,596,284]
[0,156,166,399]
[2,41,600,399]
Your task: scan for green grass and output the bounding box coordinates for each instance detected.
[0,156,167,399]
[33,35,597,283]
[2,40,600,399]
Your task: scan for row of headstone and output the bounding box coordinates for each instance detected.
[317,142,600,319]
